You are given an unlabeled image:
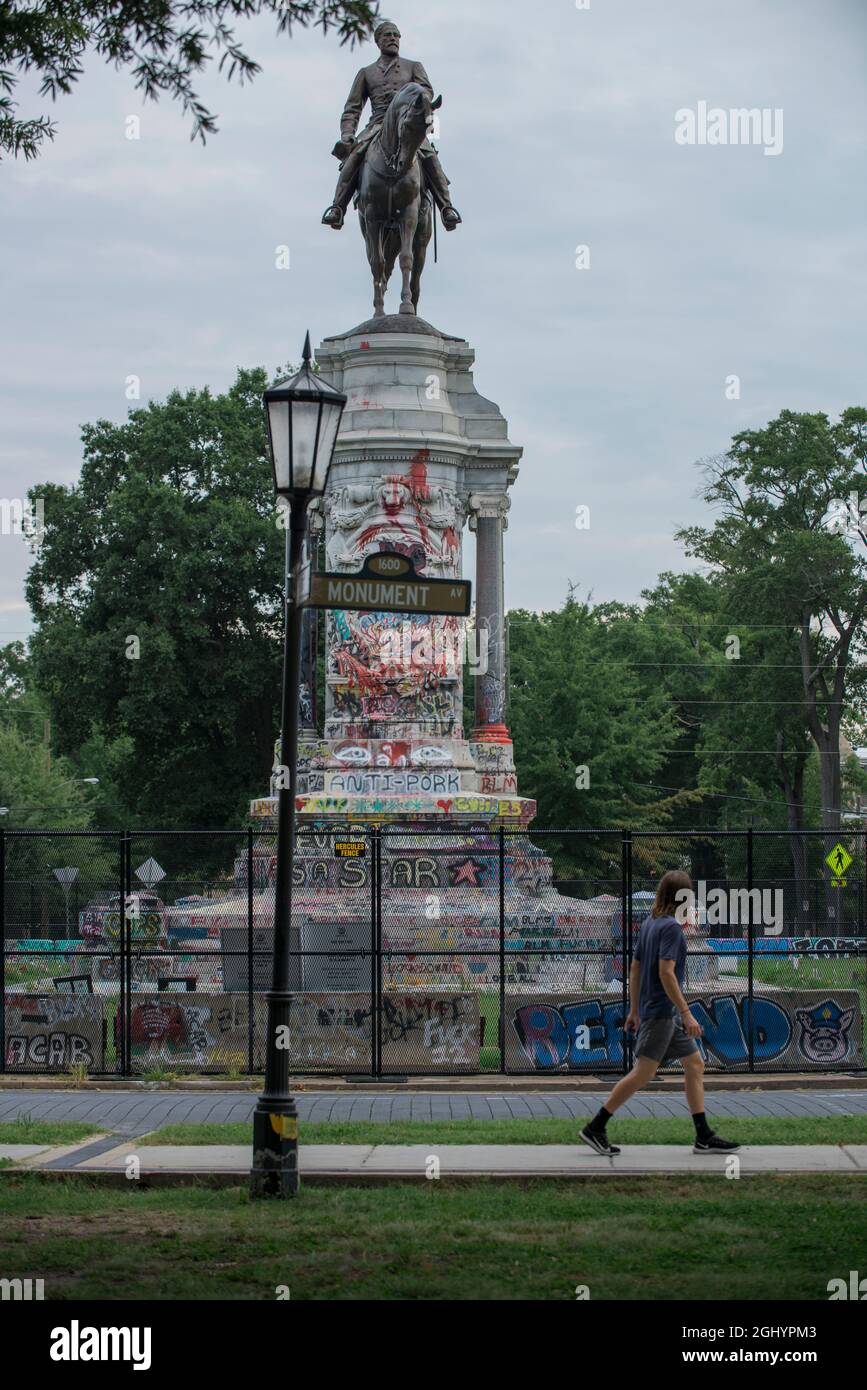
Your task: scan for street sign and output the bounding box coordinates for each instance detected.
[135,857,166,888]
[826,842,853,889]
[826,843,852,875]
[304,551,472,617]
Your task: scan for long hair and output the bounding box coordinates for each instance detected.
[652,869,693,919]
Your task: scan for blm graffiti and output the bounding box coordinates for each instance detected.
[4,993,104,1071]
[507,989,864,1073]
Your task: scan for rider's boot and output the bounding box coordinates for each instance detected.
[423,153,462,231]
[322,154,359,230]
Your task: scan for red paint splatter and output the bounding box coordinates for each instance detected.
[408,449,431,500]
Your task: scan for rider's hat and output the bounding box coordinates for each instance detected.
[374,18,401,42]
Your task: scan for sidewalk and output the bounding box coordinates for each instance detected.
[4,1139,867,1183]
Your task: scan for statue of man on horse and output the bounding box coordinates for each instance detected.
[322,18,462,237]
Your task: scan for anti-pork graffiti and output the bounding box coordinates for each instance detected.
[507,989,863,1072]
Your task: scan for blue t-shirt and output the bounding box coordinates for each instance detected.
[634,914,687,1021]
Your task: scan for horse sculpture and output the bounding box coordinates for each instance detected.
[356,82,442,318]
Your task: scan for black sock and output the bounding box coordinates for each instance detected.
[693,1112,713,1140]
[588,1106,613,1134]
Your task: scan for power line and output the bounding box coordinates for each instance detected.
[630,781,860,816]
[621,662,867,670]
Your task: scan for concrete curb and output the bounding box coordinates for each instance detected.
[5,1159,867,1189]
[5,1168,848,1189]
[2,1074,865,1093]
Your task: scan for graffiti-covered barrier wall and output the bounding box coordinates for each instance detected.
[2,991,481,1074]
[121,991,479,1074]
[506,989,864,1073]
[3,986,863,1074]
[286,993,480,1073]
[4,994,105,1071]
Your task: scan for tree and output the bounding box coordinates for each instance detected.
[1,0,377,159]
[0,722,92,827]
[26,366,286,828]
[599,572,724,831]
[679,409,867,838]
[508,595,694,878]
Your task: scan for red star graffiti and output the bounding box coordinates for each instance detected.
[451,858,486,887]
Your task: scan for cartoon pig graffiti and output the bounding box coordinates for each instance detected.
[794,1000,855,1064]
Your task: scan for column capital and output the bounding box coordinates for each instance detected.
[468,494,511,532]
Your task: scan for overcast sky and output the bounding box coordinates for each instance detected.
[1,0,865,643]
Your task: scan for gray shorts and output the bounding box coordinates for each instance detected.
[635,1016,699,1064]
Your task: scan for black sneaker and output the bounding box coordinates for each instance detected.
[693,1133,740,1154]
[580,1126,621,1156]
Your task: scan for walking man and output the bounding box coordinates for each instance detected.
[581,870,740,1157]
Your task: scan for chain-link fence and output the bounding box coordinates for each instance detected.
[2,827,864,1076]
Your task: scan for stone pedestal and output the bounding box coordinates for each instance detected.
[251,315,528,829]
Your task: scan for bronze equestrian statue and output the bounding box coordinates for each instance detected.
[322,18,461,318]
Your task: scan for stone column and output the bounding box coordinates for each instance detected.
[299,508,324,732]
[469,495,511,742]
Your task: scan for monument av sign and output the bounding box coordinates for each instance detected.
[303,551,472,617]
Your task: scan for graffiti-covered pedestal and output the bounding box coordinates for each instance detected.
[244,318,618,1069]
[253,315,528,829]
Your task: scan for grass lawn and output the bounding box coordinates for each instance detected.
[136,1115,867,1146]
[0,1118,103,1145]
[0,1171,863,1300]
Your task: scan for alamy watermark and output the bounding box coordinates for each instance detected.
[675,102,783,157]
[377,620,488,677]
[1,1276,44,1300]
[50,1322,152,1370]
[675,883,784,935]
[825,492,865,541]
[0,497,44,548]
[827,1270,866,1300]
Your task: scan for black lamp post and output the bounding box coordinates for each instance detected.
[250,332,346,1198]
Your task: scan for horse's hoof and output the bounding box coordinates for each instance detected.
[399,303,416,316]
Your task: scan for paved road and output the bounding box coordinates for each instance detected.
[2,1088,867,1136]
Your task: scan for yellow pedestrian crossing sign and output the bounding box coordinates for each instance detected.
[826,843,852,888]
